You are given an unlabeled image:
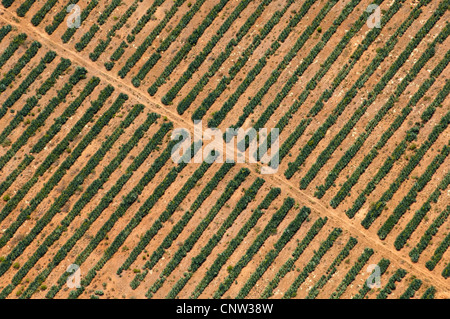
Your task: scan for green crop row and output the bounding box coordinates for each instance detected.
[362,111,450,229]
[0,50,56,122]
[16,0,36,17]
[44,124,175,299]
[0,66,85,175]
[163,0,273,105]
[331,53,450,209]
[376,268,407,299]
[261,217,328,298]
[0,40,41,95]
[284,0,434,179]
[0,85,116,250]
[61,0,99,43]
[399,279,422,299]
[75,24,99,52]
[117,156,218,275]
[190,0,317,121]
[118,0,192,78]
[283,228,342,299]
[189,188,281,299]
[306,237,358,299]
[330,248,374,299]
[89,0,140,62]
[237,206,310,299]
[314,24,448,197]
[395,175,450,250]
[31,0,58,26]
[167,177,265,298]
[0,101,142,299]
[148,0,248,94]
[45,0,80,35]
[146,168,250,297]
[208,0,334,128]
[129,163,237,289]
[380,146,450,240]
[213,197,295,299]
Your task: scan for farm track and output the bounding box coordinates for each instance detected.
[0,6,447,295]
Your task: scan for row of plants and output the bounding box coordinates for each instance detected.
[241,0,363,134]
[283,228,342,299]
[177,0,294,115]
[18,110,157,298]
[44,125,176,299]
[0,77,100,227]
[118,0,199,78]
[330,248,374,299]
[306,237,358,299]
[117,157,217,275]
[163,0,274,105]
[135,0,223,88]
[399,279,422,299]
[189,187,281,298]
[394,174,450,250]
[89,0,140,62]
[0,50,56,120]
[97,0,122,25]
[189,0,318,121]
[0,33,26,69]
[31,0,58,26]
[257,0,397,162]
[331,52,450,209]
[208,0,337,129]
[425,232,450,271]
[166,177,266,298]
[128,163,237,289]
[421,287,436,299]
[0,85,116,249]
[213,197,295,299]
[236,206,311,299]
[253,0,380,138]
[261,217,328,298]
[378,145,450,239]
[1,0,14,8]
[0,66,85,175]
[0,41,41,95]
[376,268,407,299]
[74,24,99,52]
[145,168,251,297]
[361,111,450,229]
[127,0,166,43]
[409,205,450,263]
[313,24,447,197]
[0,24,11,42]
[147,0,249,93]
[70,146,206,299]
[442,263,450,279]
[284,0,433,179]
[0,102,144,298]
[16,0,36,17]
[31,77,100,153]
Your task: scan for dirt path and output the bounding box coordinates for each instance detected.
[0,8,447,294]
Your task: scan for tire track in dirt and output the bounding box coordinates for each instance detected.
[0,8,447,294]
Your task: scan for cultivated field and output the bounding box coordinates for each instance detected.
[0,0,448,299]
